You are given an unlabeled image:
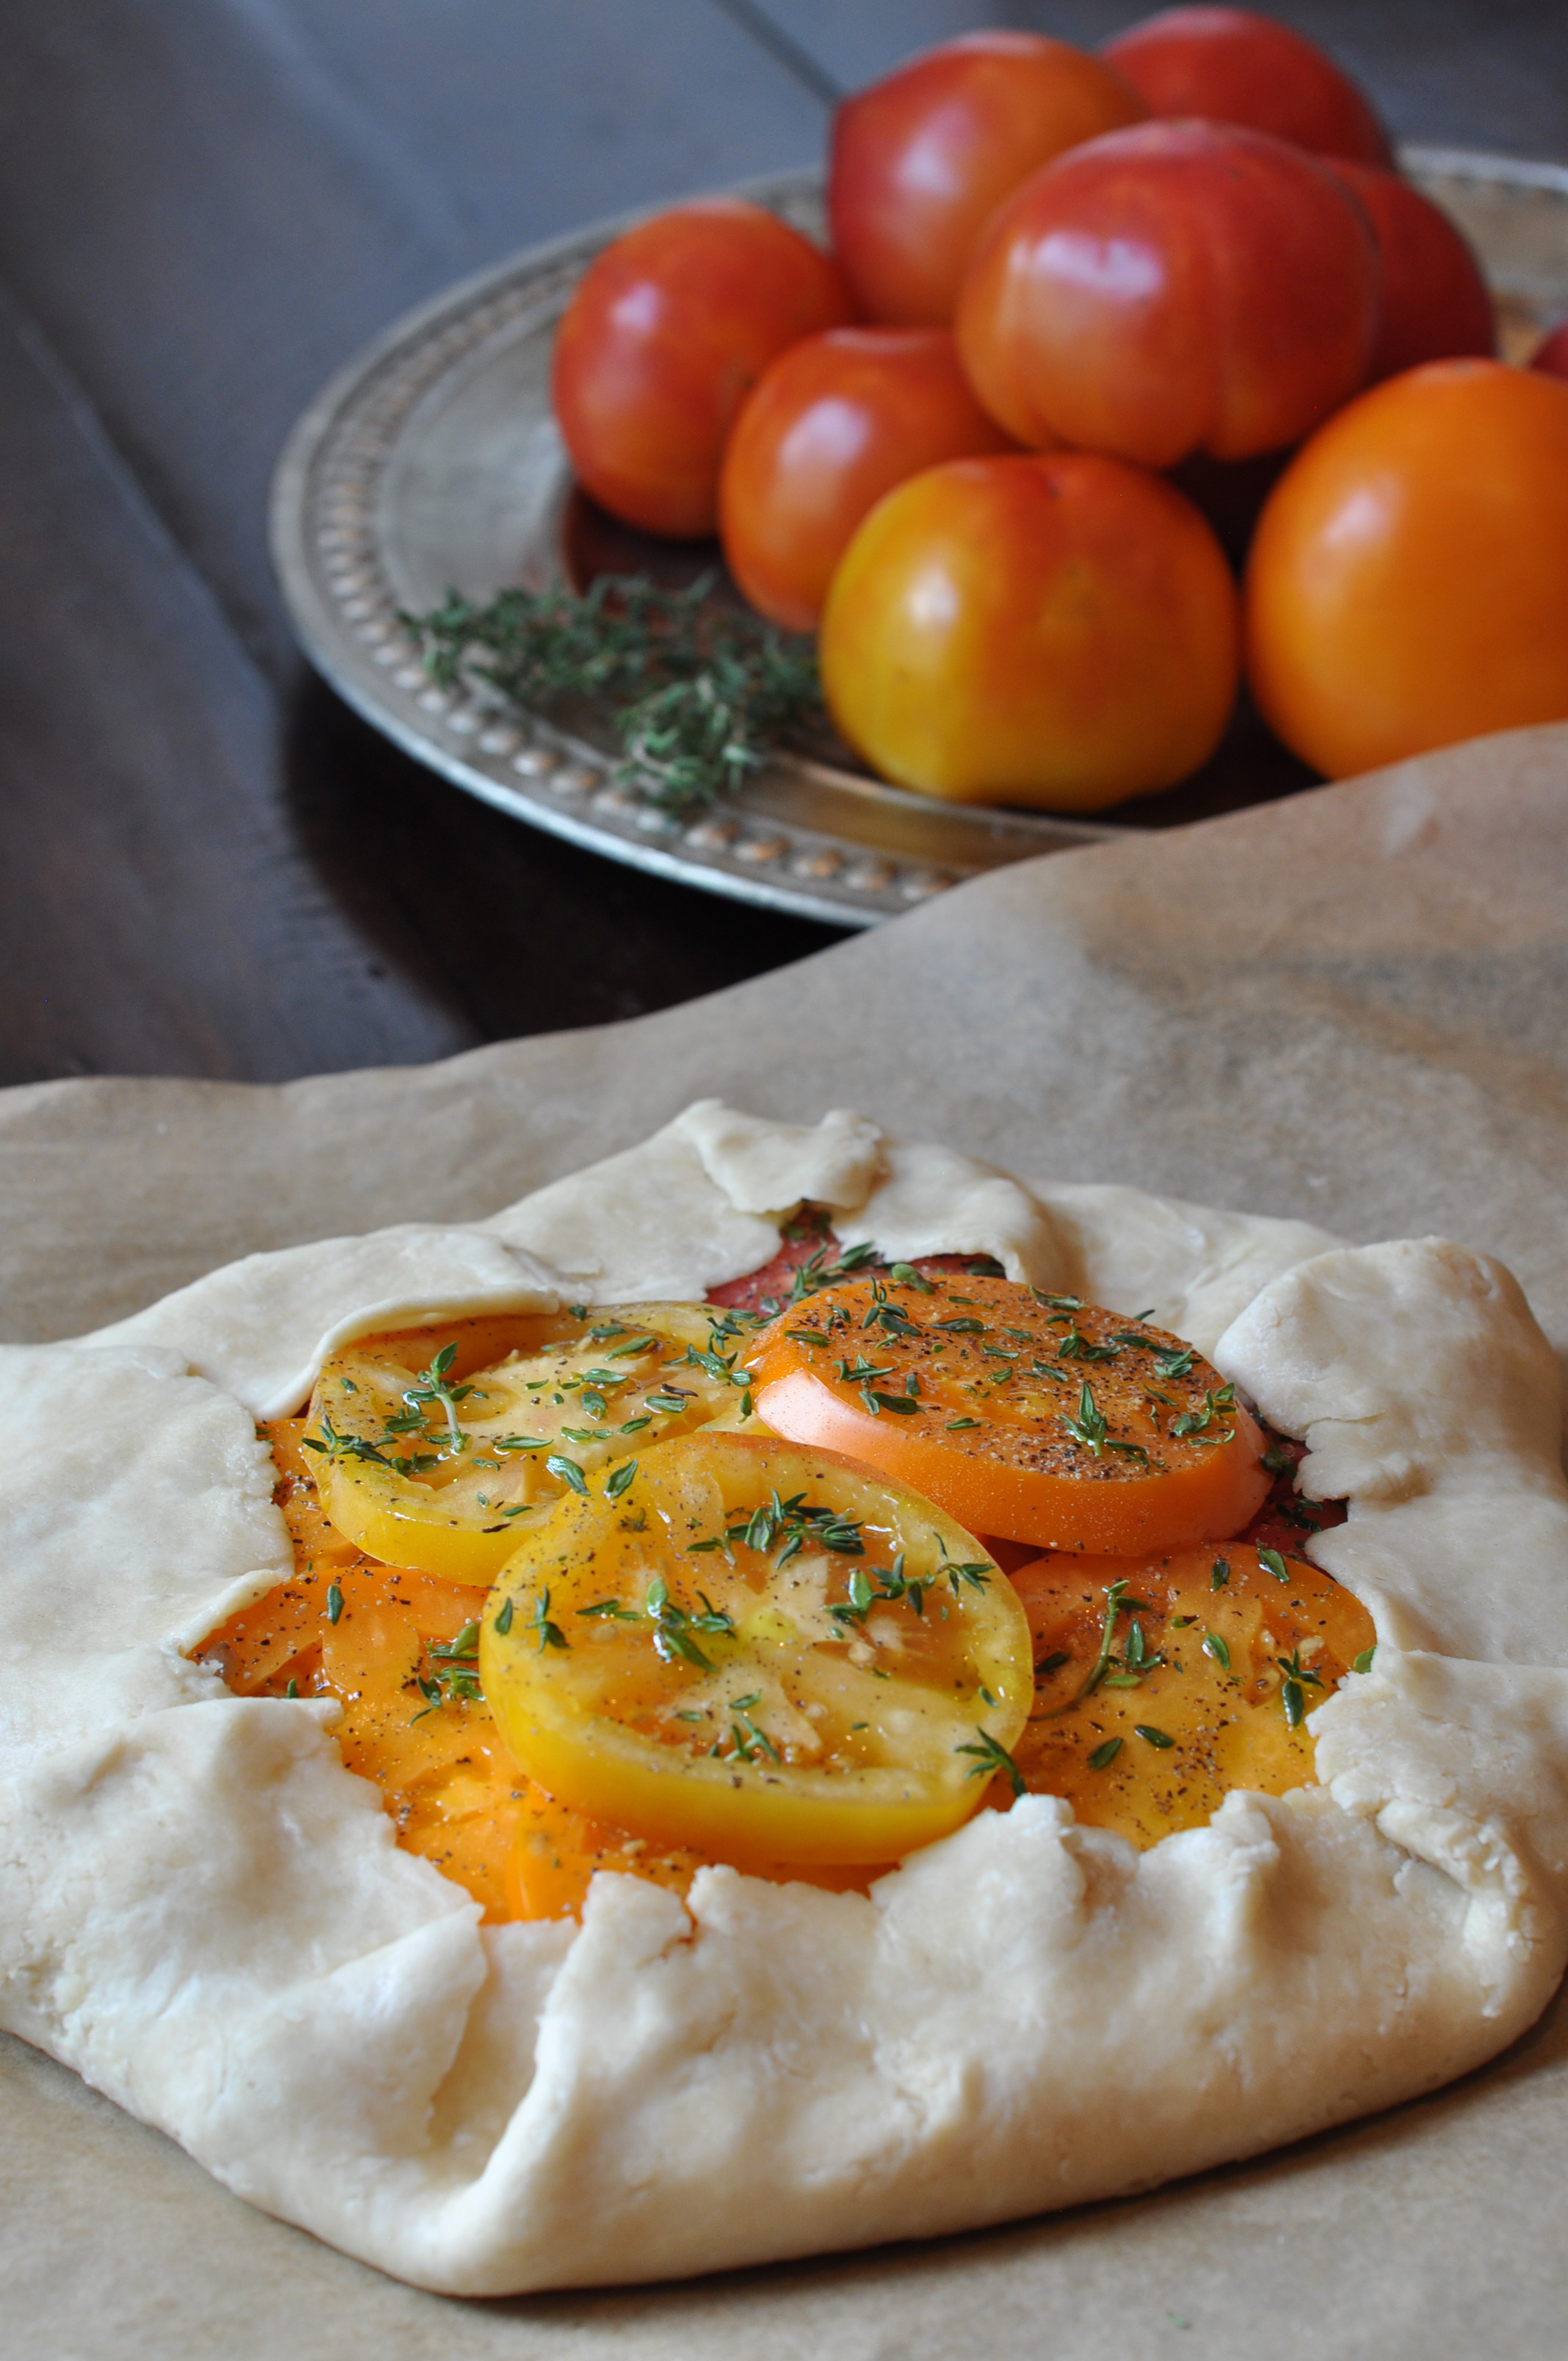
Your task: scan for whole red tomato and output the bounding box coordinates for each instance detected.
[551,200,854,537]
[1532,320,1568,381]
[1326,162,1495,379]
[955,122,1379,468]
[1102,6,1392,164]
[1246,359,1568,777]
[719,328,1018,632]
[828,32,1145,327]
[819,451,1239,810]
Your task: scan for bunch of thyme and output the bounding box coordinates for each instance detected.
[403,572,823,817]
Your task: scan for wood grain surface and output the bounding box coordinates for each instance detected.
[1,1,1563,1086]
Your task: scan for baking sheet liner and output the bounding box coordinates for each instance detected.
[4,717,1568,2357]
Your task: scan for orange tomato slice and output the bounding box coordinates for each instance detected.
[480,1429,1033,1867]
[747,1274,1270,1553]
[1012,1542,1377,1846]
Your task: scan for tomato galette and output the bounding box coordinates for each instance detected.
[3,1102,1567,2296]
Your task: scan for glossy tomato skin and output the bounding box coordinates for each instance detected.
[1246,360,1568,778]
[956,121,1379,468]
[719,327,1019,631]
[819,451,1238,810]
[828,32,1145,327]
[1103,5,1392,164]
[1531,320,1568,382]
[551,200,854,537]
[1326,162,1495,379]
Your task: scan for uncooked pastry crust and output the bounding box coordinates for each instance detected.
[3,1103,1568,2296]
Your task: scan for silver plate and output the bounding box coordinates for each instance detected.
[271,148,1568,930]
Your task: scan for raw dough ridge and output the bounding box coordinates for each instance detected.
[3,1106,1566,2293]
[1219,1238,1568,1664]
[88,1225,564,1421]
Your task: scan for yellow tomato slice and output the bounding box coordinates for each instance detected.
[305,1303,757,1585]
[480,1429,1033,1866]
[213,1425,1366,1923]
[501,1786,882,1922]
[748,1274,1271,1552]
[1011,1542,1377,1846]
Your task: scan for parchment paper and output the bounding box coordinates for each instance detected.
[5,719,1568,2360]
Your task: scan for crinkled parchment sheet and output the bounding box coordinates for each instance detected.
[4,723,1568,2359]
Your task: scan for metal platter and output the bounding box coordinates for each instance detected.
[272,148,1568,930]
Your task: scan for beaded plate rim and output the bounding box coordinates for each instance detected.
[270,147,1568,930]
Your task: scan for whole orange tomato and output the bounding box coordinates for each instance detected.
[1325,162,1495,380]
[1245,359,1568,778]
[1103,5,1392,164]
[551,200,854,537]
[819,451,1238,810]
[955,122,1378,468]
[827,32,1145,327]
[719,327,1018,632]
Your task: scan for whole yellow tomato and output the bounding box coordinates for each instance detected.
[1245,360,1568,778]
[819,451,1238,809]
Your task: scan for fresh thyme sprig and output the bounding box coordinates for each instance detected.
[402,1341,473,1454]
[1062,1380,1109,1458]
[956,1727,1026,1799]
[1277,1646,1325,1728]
[645,1575,734,1671]
[404,572,824,817]
[1033,1577,1156,1722]
[410,1619,484,1718]
[690,1489,866,1567]
[302,1412,388,1468]
[784,1239,879,1303]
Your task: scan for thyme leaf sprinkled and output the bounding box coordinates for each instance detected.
[1061,1380,1109,1459]
[401,1341,474,1454]
[1277,1645,1324,1727]
[524,1592,569,1653]
[302,1413,388,1468]
[956,1727,1026,1799]
[643,1573,733,1671]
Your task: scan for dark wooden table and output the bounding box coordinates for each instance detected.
[2,1,1564,1087]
